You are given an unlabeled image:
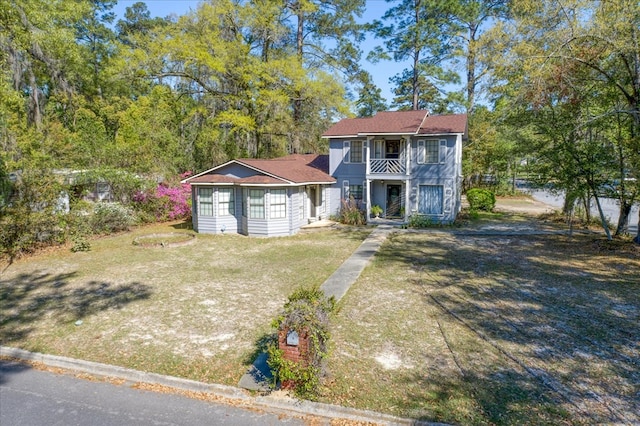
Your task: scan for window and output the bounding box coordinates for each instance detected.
[270,189,286,219]
[419,139,447,164]
[218,188,234,216]
[349,184,363,202]
[373,140,384,159]
[351,140,363,163]
[418,185,444,215]
[344,140,363,163]
[386,140,400,159]
[198,187,213,216]
[249,189,265,219]
[96,182,111,201]
[425,140,439,163]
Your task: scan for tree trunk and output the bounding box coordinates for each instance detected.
[467,22,477,113]
[593,195,612,240]
[615,200,632,236]
[412,1,420,110]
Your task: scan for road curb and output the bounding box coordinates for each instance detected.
[1,346,442,425]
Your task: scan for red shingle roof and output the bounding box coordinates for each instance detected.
[418,114,467,135]
[238,154,333,184]
[322,111,467,137]
[185,154,334,186]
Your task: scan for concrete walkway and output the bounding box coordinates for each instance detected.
[239,225,396,391]
[320,225,394,301]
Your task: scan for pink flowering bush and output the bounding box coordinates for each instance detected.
[132,172,192,223]
[156,182,191,220]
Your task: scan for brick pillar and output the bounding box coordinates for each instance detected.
[278,327,311,389]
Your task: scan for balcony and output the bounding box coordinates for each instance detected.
[369,158,406,174]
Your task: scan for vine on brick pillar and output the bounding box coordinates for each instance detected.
[267,287,334,399]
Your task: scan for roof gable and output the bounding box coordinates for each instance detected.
[183,154,335,186]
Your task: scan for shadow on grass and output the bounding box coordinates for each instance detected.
[0,271,152,344]
[170,220,193,230]
[243,332,277,367]
[373,233,640,424]
[391,368,567,425]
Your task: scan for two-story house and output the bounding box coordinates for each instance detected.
[182,110,467,237]
[323,110,468,224]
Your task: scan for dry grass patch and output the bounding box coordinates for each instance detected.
[324,231,639,425]
[0,223,369,385]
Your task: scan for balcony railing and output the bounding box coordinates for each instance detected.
[369,158,405,174]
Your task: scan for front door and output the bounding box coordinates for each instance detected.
[309,187,317,218]
[386,184,402,217]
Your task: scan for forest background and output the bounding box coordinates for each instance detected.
[1,0,639,258]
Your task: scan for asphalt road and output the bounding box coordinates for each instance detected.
[0,360,304,426]
[529,189,639,235]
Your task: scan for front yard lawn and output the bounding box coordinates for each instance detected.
[2,216,639,425]
[324,231,640,425]
[0,223,369,385]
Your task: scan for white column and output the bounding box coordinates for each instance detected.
[404,136,411,176]
[365,178,371,224]
[365,136,372,175]
[404,179,411,222]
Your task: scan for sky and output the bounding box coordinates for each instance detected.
[112,0,400,105]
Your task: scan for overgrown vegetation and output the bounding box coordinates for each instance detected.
[0,170,191,261]
[333,198,366,226]
[267,287,335,399]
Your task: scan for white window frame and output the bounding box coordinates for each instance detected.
[350,140,364,163]
[270,189,287,219]
[218,188,234,216]
[373,139,384,159]
[249,189,265,219]
[342,180,350,199]
[420,139,446,164]
[198,187,213,216]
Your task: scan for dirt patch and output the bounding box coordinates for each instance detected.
[132,232,196,248]
[494,196,557,215]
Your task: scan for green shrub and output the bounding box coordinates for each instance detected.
[408,214,434,228]
[89,203,135,234]
[466,188,496,212]
[0,171,67,260]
